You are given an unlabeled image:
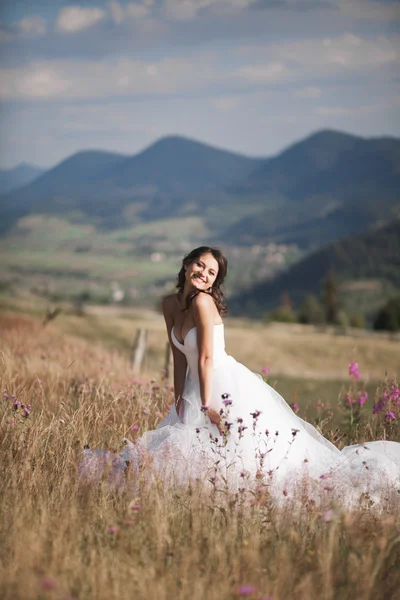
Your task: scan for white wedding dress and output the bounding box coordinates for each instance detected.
[81,323,400,505]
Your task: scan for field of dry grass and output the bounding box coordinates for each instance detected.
[1,309,400,599]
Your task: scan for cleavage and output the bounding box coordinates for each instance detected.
[174,316,195,344]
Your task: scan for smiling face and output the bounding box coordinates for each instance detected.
[185,252,219,292]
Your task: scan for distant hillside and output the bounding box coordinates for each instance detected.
[224,130,400,247]
[1,130,399,250]
[0,163,44,195]
[0,137,262,231]
[229,220,400,318]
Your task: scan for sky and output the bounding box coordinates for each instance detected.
[0,0,399,169]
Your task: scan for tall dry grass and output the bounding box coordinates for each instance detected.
[1,313,399,600]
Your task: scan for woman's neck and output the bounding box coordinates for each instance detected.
[180,283,198,306]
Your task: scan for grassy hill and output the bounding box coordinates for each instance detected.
[229,220,400,320]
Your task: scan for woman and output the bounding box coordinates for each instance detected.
[83,247,400,500]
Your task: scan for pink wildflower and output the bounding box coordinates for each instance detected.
[262,366,270,375]
[290,402,299,413]
[358,391,368,406]
[323,509,335,522]
[108,525,119,534]
[345,394,354,406]
[237,585,257,596]
[348,362,360,379]
[130,425,139,431]
[39,577,57,590]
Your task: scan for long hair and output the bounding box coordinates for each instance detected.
[176,246,228,314]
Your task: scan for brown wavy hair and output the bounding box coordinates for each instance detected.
[176,246,228,314]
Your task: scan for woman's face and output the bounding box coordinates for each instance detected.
[185,253,219,292]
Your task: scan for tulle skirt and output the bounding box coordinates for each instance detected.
[80,355,400,507]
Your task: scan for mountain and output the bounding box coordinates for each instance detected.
[229,220,400,318]
[1,130,399,249]
[0,163,44,195]
[224,130,400,247]
[0,137,262,231]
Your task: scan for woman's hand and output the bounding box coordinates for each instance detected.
[206,407,223,435]
[175,396,184,419]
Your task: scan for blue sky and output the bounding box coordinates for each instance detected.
[0,0,399,168]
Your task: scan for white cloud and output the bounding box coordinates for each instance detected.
[0,55,218,101]
[238,33,399,82]
[109,0,151,23]
[0,64,72,100]
[0,33,398,104]
[56,6,106,34]
[17,16,47,38]
[163,0,256,21]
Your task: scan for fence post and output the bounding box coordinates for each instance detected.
[163,342,174,382]
[131,328,148,374]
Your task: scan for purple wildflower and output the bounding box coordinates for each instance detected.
[290,402,299,413]
[250,410,261,419]
[373,398,387,414]
[261,366,270,375]
[385,411,396,421]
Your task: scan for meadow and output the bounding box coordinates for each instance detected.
[0,305,399,600]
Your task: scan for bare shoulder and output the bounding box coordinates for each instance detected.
[162,294,178,318]
[192,292,217,317]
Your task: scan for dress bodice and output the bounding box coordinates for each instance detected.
[171,324,228,382]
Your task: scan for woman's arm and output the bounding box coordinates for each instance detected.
[162,296,187,414]
[192,294,222,432]
[192,293,215,407]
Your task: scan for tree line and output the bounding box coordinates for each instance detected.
[267,270,400,332]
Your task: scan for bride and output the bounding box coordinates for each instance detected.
[83,246,400,502]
